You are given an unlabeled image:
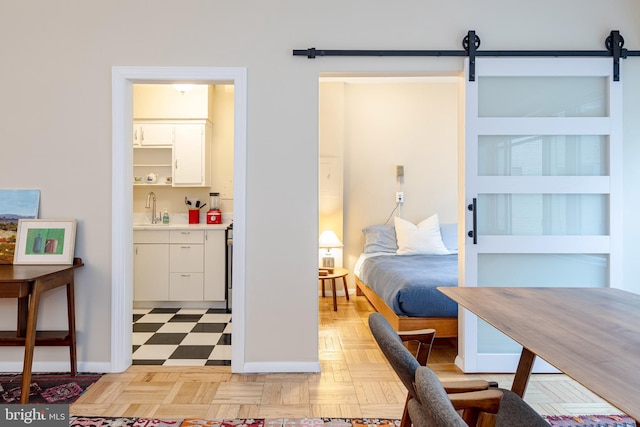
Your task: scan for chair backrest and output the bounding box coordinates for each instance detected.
[368,312,421,400]
[408,366,468,427]
[410,367,549,427]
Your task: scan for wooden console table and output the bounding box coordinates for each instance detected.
[0,258,83,403]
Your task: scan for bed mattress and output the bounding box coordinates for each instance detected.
[356,253,458,318]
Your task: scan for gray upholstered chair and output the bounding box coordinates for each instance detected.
[409,366,549,427]
[368,312,436,427]
[368,313,492,427]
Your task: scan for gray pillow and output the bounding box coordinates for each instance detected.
[440,223,458,252]
[362,225,398,253]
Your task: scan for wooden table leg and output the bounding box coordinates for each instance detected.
[342,276,349,301]
[331,278,337,311]
[66,280,77,376]
[320,278,325,297]
[511,347,536,397]
[21,283,42,404]
[17,295,29,337]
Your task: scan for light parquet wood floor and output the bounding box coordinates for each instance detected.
[71,295,622,419]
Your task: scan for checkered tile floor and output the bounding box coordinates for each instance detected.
[132,307,231,366]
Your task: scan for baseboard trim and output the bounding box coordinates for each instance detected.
[0,361,112,374]
[241,361,321,373]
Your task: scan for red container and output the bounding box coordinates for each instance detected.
[207,209,222,224]
[188,209,200,224]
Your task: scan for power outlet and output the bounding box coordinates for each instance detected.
[396,192,404,204]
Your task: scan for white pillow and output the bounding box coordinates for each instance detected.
[394,214,450,255]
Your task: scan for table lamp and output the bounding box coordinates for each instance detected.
[319,230,343,268]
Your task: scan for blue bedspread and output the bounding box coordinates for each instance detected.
[359,254,458,317]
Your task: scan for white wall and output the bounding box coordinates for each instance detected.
[210,85,235,214]
[133,84,213,120]
[319,83,345,246]
[0,1,639,371]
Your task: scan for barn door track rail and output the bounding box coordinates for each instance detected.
[293,30,640,81]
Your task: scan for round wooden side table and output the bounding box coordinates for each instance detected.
[319,267,349,311]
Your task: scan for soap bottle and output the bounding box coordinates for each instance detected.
[162,209,170,224]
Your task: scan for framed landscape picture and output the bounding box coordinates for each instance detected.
[13,219,77,265]
[0,189,40,264]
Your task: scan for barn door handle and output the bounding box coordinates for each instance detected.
[467,198,477,244]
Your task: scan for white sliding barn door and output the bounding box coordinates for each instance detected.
[459,58,623,373]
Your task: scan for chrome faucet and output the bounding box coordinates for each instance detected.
[145,192,159,224]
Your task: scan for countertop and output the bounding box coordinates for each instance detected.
[133,222,231,231]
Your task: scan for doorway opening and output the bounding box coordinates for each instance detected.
[318,74,462,302]
[111,67,247,373]
[131,83,234,366]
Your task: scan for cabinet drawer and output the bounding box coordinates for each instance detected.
[134,230,170,244]
[170,244,204,272]
[169,273,204,301]
[170,229,204,244]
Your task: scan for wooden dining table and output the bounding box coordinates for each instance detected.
[0,258,82,403]
[438,286,640,421]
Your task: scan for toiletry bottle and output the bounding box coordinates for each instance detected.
[162,209,170,224]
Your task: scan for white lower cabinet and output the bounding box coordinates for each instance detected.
[134,228,225,302]
[169,272,205,301]
[169,230,204,301]
[204,230,226,300]
[134,230,170,301]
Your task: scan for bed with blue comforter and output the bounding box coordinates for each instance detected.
[354,220,459,336]
[357,253,458,318]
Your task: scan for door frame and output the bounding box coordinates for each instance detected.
[111,66,247,372]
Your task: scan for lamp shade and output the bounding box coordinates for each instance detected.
[318,230,343,248]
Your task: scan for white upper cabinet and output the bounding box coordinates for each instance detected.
[133,119,212,187]
[173,121,212,187]
[136,122,174,146]
[133,83,214,187]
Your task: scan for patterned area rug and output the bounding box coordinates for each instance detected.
[69,418,399,427]
[0,373,103,404]
[545,414,636,427]
[69,416,638,427]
